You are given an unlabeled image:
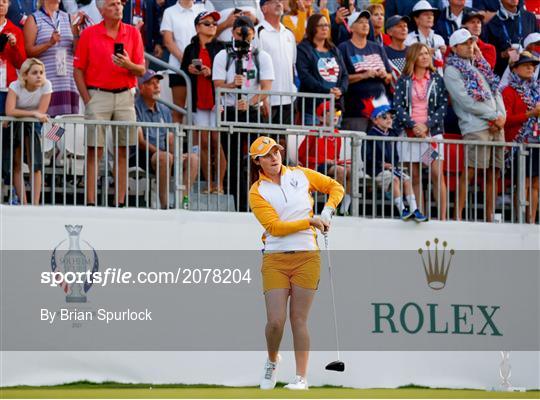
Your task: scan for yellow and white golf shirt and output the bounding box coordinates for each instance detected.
[249,166,344,251]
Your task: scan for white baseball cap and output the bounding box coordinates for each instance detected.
[449,28,477,47]
[524,32,540,49]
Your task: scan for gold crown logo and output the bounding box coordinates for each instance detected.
[418,238,455,290]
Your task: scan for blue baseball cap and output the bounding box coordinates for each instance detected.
[138,70,163,85]
[385,15,410,31]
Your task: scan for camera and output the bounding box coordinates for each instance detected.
[226,25,251,60]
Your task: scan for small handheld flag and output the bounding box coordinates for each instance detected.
[45,124,65,142]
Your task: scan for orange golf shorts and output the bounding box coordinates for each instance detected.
[261,251,321,293]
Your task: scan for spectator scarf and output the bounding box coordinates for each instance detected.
[508,71,540,144]
[446,54,501,102]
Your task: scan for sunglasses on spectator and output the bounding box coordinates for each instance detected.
[199,21,218,27]
[379,112,394,119]
[317,23,330,28]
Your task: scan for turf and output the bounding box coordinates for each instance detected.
[0,382,539,399]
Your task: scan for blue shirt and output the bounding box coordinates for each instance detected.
[314,50,341,91]
[135,95,172,151]
[338,40,391,118]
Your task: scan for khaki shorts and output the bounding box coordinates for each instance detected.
[375,169,411,192]
[261,251,320,293]
[463,129,505,169]
[85,89,137,147]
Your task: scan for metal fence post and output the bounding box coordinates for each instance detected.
[144,52,192,126]
[350,132,362,217]
[175,124,184,209]
[517,143,528,224]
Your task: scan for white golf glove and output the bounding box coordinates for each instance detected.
[320,206,335,225]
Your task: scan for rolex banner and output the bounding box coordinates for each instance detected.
[1,241,538,351]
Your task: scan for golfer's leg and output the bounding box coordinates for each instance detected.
[289,284,316,377]
[264,288,289,362]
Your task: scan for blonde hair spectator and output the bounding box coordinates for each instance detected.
[18,58,46,87]
[402,42,436,76]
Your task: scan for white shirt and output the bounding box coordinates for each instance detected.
[160,1,214,69]
[255,19,296,106]
[446,7,464,28]
[79,0,102,25]
[9,80,53,110]
[405,30,446,49]
[212,46,275,107]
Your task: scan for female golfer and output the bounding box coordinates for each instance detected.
[248,136,344,390]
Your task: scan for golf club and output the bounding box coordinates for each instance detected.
[323,233,345,372]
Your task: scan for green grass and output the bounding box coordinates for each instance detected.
[0,382,539,399]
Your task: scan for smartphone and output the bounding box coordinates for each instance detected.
[342,0,350,9]
[192,58,203,70]
[234,8,242,14]
[0,33,8,52]
[114,43,124,55]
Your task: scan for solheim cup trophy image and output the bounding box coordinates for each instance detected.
[50,225,99,304]
[64,225,87,303]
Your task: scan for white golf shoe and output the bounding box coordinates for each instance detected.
[284,375,309,390]
[260,354,281,390]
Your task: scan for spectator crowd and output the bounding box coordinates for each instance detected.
[0,0,538,222]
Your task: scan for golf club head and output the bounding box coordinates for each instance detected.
[325,360,345,372]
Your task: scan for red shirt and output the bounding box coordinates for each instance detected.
[381,33,392,47]
[0,19,26,88]
[477,39,497,70]
[298,129,342,168]
[196,47,214,111]
[74,21,144,90]
[525,0,540,19]
[502,85,537,142]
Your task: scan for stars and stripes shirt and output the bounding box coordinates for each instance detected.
[338,40,392,118]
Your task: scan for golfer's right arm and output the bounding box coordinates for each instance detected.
[249,190,311,237]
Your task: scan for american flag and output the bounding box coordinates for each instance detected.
[421,146,438,166]
[45,124,65,142]
[351,54,386,73]
[388,59,403,93]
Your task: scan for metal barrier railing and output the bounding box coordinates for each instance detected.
[1,116,538,224]
[215,88,336,132]
[0,117,185,209]
[144,52,193,127]
[357,135,531,224]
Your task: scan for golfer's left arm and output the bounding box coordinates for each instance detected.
[301,167,345,213]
